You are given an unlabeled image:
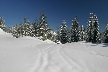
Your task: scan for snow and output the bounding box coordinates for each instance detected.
[43,39,56,44]
[0,28,7,35]
[0,31,108,72]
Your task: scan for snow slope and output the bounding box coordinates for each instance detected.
[0,31,108,72]
[0,28,7,35]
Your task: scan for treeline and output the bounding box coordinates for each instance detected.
[0,13,108,44]
[57,13,108,44]
[0,13,57,42]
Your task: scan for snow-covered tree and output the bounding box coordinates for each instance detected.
[47,29,57,42]
[55,27,61,43]
[19,23,24,37]
[103,24,108,43]
[7,26,15,33]
[39,13,50,41]
[0,17,6,31]
[32,20,39,37]
[71,17,79,42]
[86,13,101,43]
[67,28,71,43]
[11,18,32,38]
[22,18,31,36]
[12,24,20,38]
[79,25,86,41]
[17,24,23,37]
[86,13,94,42]
[60,20,68,44]
[92,15,101,43]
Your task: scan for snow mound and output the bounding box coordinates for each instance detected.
[44,39,56,44]
[0,28,7,35]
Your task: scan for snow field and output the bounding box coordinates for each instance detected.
[0,30,108,72]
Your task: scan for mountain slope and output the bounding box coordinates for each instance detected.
[0,32,108,72]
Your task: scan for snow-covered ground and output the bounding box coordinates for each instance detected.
[0,29,108,72]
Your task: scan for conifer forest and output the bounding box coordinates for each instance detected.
[0,12,108,44]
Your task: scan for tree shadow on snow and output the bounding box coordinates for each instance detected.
[90,43,102,46]
[102,43,108,47]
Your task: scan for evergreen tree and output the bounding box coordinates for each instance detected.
[55,27,61,43]
[60,20,68,44]
[92,15,100,43]
[47,29,56,41]
[19,23,24,37]
[22,18,31,36]
[39,13,50,40]
[17,23,23,37]
[67,28,71,43]
[12,24,19,38]
[22,18,28,36]
[103,24,108,43]
[79,25,86,41]
[0,17,6,31]
[9,26,15,34]
[47,28,53,40]
[71,17,79,42]
[86,13,94,42]
[5,26,11,33]
[32,19,39,37]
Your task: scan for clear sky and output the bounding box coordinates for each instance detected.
[0,0,108,32]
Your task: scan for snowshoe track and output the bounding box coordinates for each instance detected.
[80,42,108,58]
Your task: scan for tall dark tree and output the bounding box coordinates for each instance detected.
[79,25,86,41]
[39,12,50,40]
[0,17,6,31]
[103,24,108,43]
[86,13,94,42]
[92,15,100,43]
[60,20,68,44]
[67,28,71,43]
[32,19,39,37]
[71,16,79,42]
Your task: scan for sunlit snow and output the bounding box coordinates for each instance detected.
[0,29,108,72]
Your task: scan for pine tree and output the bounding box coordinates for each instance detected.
[79,25,86,41]
[55,27,61,43]
[19,23,24,37]
[47,29,56,41]
[47,28,54,40]
[5,27,11,33]
[60,20,68,44]
[92,15,100,43]
[12,24,19,38]
[103,24,108,43]
[67,28,71,43]
[71,16,79,42]
[39,13,50,41]
[0,17,6,31]
[17,23,24,37]
[23,18,28,36]
[86,13,94,42]
[32,19,39,37]
[22,18,31,36]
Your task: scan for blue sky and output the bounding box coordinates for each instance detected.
[0,0,108,32]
